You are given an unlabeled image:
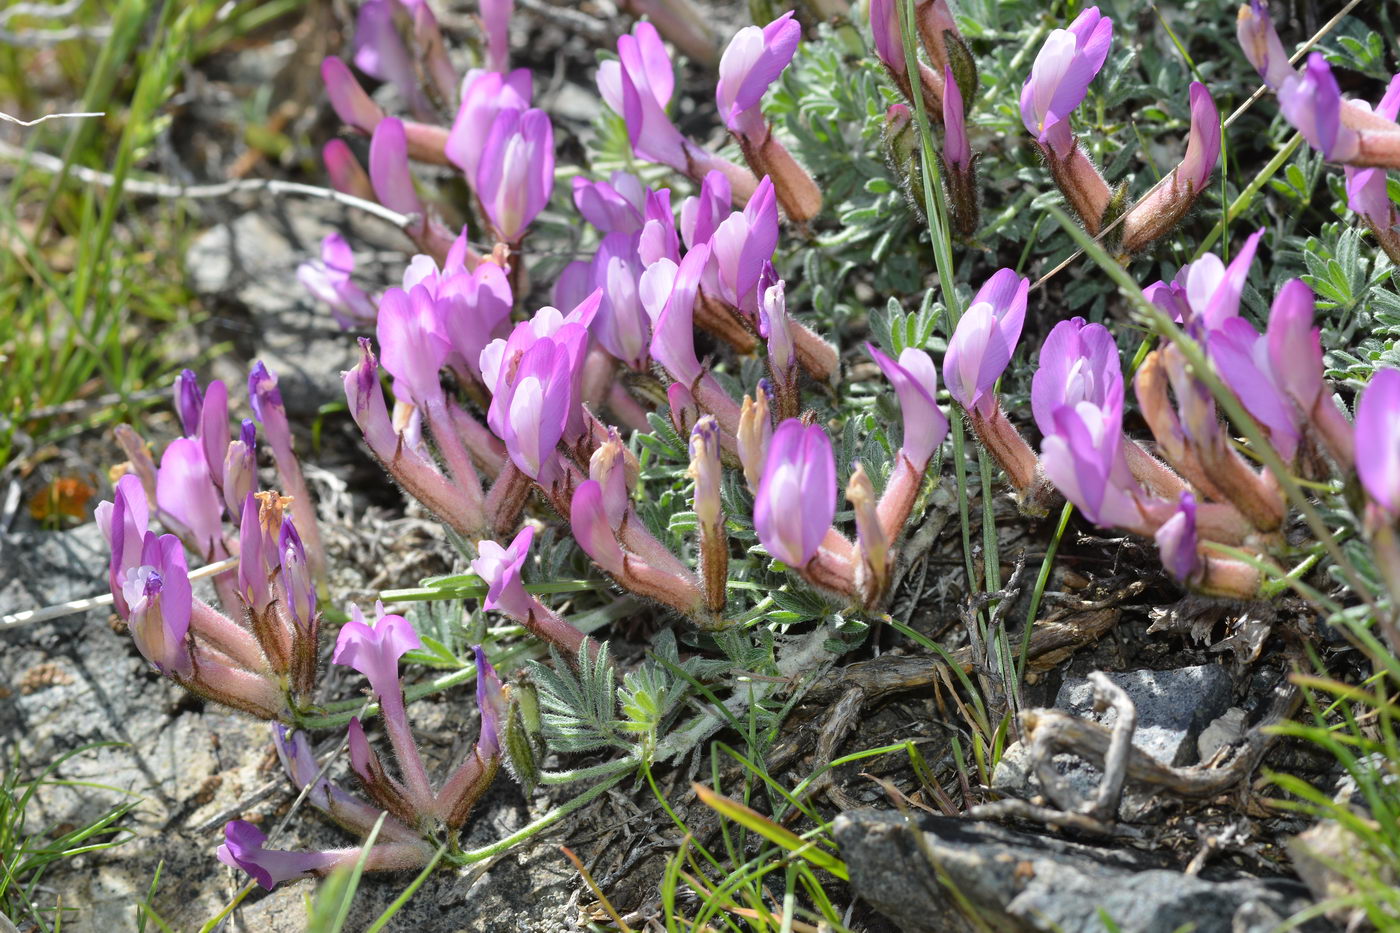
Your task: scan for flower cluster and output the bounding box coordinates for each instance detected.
[100,366,326,717]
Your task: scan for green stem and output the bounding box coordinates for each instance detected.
[1193,133,1303,258]
[446,773,626,865]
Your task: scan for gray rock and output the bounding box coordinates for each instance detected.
[1055,665,1234,767]
[993,666,1234,819]
[1198,707,1249,763]
[184,203,404,415]
[835,810,1334,933]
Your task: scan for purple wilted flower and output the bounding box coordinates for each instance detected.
[471,525,534,619]
[1279,54,1359,162]
[570,479,627,575]
[573,172,649,233]
[320,56,383,135]
[589,432,633,530]
[217,821,344,891]
[279,518,316,631]
[598,22,688,170]
[157,437,224,559]
[333,606,421,706]
[1237,0,1293,90]
[736,390,772,492]
[759,270,795,385]
[1020,7,1114,158]
[680,170,732,249]
[376,285,451,407]
[648,244,712,386]
[120,533,194,676]
[369,117,423,218]
[592,232,651,369]
[222,420,256,518]
[707,175,778,316]
[174,370,203,436]
[482,0,513,72]
[1356,368,1400,523]
[476,108,554,242]
[1345,76,1400,228]
[1143,228,1263,332]
[943,268,1029,416]
[298,234,376,330]
[197,380,231,489]
[942,64,971,170]
[868,344,950,471]
[1031,318,1121,436]
[716,12,801,139]
[689,417,723,530]
[1154,491,1199,584]
[754,419,836,567]
[237,493,274,616]
[353,0,429,118]
[446,69,532,185]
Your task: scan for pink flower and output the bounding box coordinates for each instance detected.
[1279,54,1359,162]
[1357,368,1400,522]
[1020,7,1113,157]
[754,419,836,567]
[471,526,534,619]
[598,22,688,170]
[476,108,555,242]
[716,12,801,138]
[943,268,1029,416]
[868,344,950,471]
[298,233,376,329]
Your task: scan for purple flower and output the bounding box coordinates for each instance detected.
[1236,0,1293,90]
[474,645,505,758]
[298,234,376,330]
[174,369,203,436]
[707,175,778,317]
[471,525,534,619]
[589,432,633,530]
[648,244,712,386]
[1179,82,1222,191]
[97,477,150,609]
[598,22,688,170]
[1031,317,1121,435]
[432,262,514,383]
[445,69,533,185]
[481,0,513,73]
[1145,229,1263,332]
[497,339,575,481]
[943,64,970,171]
[759,268,795,380]
[943,268,1029,416]
[592,232,651,368]
[573,172,648,233]
[333,606,422,704]
[868,344,950,471]
[1020,7,1114,157]
[120,532,193,676]
[480,300,597,446]
[320,56,382,134]
[157,437,224,559]
[353,0,428,118]
[368,117,423,218]
[217,820,335,891]
[754,419,836,568]
[680,170,732,250]
[376,285,451,407]
[323,139,371,198]
[638,191,681,266]
[248,362,291,454]
[1208,284,1322,464]
[476,108,554,242]
[570,479,626,575]
[868,0,904,76]
[1154,491,1199,584]
[1279,54,1359,162]
[716,12,801,138]
[1356,368,1400,522]
[272,725,331,809]
[197,379,231,489]
[278,518,316,631]
[1040,396,1144,530]
[1344,76,1400,227]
